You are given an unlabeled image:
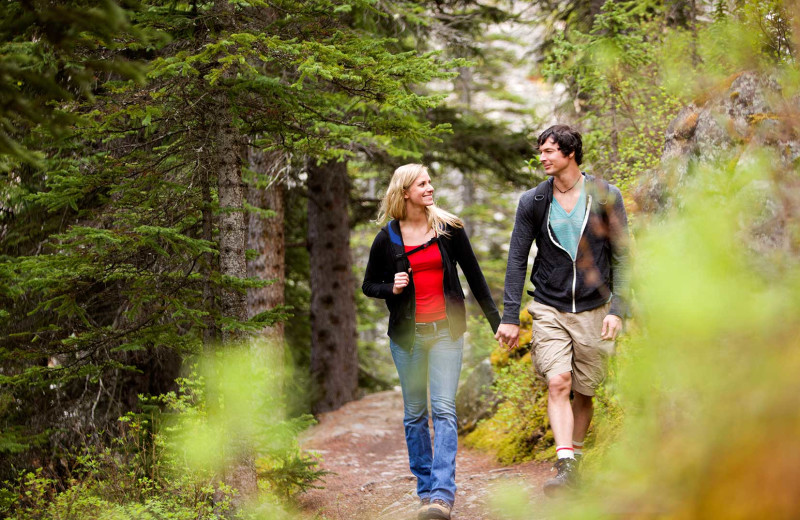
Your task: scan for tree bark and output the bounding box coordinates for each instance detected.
[211,0,255,490]
[307,159,359,414]
[215,99,248,344]
[246,148,286,348]
[609,82,620,167]
[214,107,256,497]
[462,171,476,237]
[201,156,219,348]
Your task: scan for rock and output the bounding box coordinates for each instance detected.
[634,71,800,254]
[456,359,499,433]
[636,73,799,209]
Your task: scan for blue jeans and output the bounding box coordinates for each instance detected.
[390,327,464,506]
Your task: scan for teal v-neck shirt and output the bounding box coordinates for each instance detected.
[549,186,586,260]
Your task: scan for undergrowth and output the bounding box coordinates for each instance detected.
[0,354,328,520]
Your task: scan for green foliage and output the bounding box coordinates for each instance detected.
[1,346,326,519]
[1,418,238,520]
[542,0,684,186]
[160,347,328,502]
[0,0,146,167]
[661,0,796,102]
[576,336,626,472]
[542,0,797,190]
[464,309,552,464]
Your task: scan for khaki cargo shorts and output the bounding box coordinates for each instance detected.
[527,299,616,397]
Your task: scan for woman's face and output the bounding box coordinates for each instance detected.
[404,171,434,209]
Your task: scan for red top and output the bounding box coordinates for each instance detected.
[406,243,447,322]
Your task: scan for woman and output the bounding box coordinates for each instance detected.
[362,164,501,520]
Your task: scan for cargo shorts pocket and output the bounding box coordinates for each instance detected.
[529,330,547,382]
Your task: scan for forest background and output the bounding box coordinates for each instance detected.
[1,0,800,518]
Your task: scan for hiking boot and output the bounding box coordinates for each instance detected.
[423,498,452,519]
[543,457,578,497]
[416,497,430,519]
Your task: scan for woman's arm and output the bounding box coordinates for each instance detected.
[451,226,502,332]
[362,231,396,300]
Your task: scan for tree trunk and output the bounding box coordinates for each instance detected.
[246,147,286,348]
[609,82,620,168]
[455,64,475,238]
[307,159,359,414]
[214,111,255,497]
[212,74,255,501]
[462,171,475,237]
[201,156,219,348]
[590,0,606,18]
[215,100,248,344]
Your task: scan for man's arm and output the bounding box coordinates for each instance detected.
[496,191,538,348]
[604,185,630,339]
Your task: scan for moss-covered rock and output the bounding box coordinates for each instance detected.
[463,357,553,465]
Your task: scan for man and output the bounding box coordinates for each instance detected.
[495,125,629,495]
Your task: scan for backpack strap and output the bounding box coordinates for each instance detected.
[397,237,438,261]
[384,220,439,273]
[385,221,405,273]
[530,179,551,243]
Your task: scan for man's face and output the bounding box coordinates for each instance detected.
[538,137,574,176]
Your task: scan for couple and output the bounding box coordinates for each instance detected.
[362,125,630,520]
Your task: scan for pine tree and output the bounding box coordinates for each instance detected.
[1,0,455,475]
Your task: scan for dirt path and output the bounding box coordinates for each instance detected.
[299,390,553,520]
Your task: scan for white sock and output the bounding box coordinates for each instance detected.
[556,446,575,459]
[572,440,584,456]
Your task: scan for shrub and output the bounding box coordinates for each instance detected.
[0,347,328,519]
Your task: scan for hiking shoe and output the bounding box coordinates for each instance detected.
[423,498,452,519]
[416,497,430,519]
[543,457,578,497]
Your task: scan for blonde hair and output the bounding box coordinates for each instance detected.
[375,164,463,236]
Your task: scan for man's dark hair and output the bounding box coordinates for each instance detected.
[537,125,583,165]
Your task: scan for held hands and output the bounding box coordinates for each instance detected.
[601,314,623,340]
[494,323,520,351]
[393,269,411,295]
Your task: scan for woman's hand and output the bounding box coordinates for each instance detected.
[393,270,411,294]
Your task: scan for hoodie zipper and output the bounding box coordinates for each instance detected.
[546,194,592,312]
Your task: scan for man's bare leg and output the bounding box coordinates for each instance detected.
[547,371,574,451]
[543,371,579,496]
[571,391,593,444]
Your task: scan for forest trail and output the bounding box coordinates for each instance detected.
[298,390,553,520]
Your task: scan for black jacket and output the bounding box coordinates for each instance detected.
[362,220,501,349]
[501,174,630,324]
